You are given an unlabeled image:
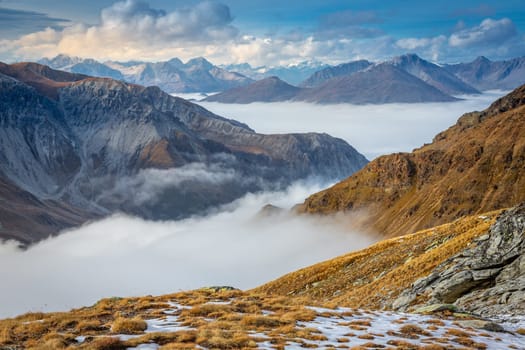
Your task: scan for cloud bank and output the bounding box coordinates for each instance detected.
[198,91,505,160]
[0,0,523,65]
[0,181,373,318]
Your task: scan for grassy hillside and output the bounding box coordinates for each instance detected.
[298,85,525,238]
[254,210,501,309]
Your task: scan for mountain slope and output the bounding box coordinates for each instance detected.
[444,56,525,91]
[300,60,372,88]
[203,76,302,103]
[0,174,95,245]
[295,63,457,104]
[390,54,479,95]
[258,202,525,322]
[0,62,368,243]
[298,84,525,237]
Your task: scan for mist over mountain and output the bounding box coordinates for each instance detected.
[0,62,368,245]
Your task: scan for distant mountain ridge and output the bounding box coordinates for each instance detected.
[0,61,368,245]
[444,55,525,91]
[39,54,253,93]
[205,54,525,104]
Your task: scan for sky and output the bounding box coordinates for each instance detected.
[0,0,524,66]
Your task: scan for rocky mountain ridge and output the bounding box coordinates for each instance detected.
[0,62,368,244]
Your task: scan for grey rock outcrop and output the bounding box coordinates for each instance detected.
[393,203,525,320]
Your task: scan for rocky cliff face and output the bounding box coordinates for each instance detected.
[0,62,368,243]
[393,203,525,320]
[299,84,525,237]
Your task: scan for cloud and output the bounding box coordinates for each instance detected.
[0,6,70,39]
[198,92,505,160]
[0,181,374,318]
[449,18,517,48]
[395,35,447,61]
[98,162,237,206]
[3,0,239,62]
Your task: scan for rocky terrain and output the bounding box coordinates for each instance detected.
[298,84,525,237]
[394,203,525,320]
[0,62,368,244]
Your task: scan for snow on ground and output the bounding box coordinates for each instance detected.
[85,298,525,349]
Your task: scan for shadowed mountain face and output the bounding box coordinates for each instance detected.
[205,64,458,105]
[203,76,301,103]
[296,64,458,104]
[0,62,368,244]
[298,84,525,237]
[444,56,525,91]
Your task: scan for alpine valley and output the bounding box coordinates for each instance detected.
[2,1,525,347]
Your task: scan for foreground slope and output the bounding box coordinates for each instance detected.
[258,202,525,321]
[299,84,525,237]
[1,207,524,349]
[0,62,368,243]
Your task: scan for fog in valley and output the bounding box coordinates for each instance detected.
[198,91,505,160]
[0,92,505,318]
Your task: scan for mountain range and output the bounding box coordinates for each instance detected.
[39,55,254,93]
[0,61,368,245]
[205,54,525,104]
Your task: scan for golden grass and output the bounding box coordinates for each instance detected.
[111,317,147,334]
[254,210,501,309]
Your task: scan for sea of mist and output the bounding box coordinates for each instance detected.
[0,92,506,318]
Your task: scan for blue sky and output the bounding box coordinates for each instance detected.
[0,0,524,65]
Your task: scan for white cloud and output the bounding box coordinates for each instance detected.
[4,0,239,62]
[0,181,373,318]
[98,162,238,206]
[198,92,505,160]
[449,18,517,48]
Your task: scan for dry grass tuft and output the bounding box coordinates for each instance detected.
[111,317,147,334]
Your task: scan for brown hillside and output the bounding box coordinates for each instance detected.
[254,210,501,309]
[298,84,525,237]
[0,62,87,99]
